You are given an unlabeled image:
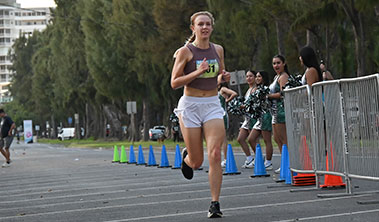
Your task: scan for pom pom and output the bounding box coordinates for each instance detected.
[244,85,270,119]
[169,112,179,123]
[227,96,246,116]
[284,74,303,89]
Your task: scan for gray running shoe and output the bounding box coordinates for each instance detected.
[208,201,223,218]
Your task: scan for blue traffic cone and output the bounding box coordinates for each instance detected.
[158,145,171,168]
[223,144,241,175]
[250,144,270,177]
[128,145,136,164]
[172,144,182,169]
[146,145,158,167]
[285,163,292,184]
[279,144,289,181]
[284,145,292,184]
[137,145,146,165]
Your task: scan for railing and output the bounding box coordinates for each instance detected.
[284,73,379,195]
[283,85,316,174]
[339,75,379,181]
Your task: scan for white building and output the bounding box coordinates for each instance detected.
[0,0,52,103]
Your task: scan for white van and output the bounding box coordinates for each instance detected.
[58,128,75,140]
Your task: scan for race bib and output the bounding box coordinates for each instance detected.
[196,59,219,78]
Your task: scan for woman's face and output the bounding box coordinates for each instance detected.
[255,72,263,85]
[320,63,325,71]
[272,57,285,74]
[246,71,255,85]
[299,56,304,66]
[192,15,213,40]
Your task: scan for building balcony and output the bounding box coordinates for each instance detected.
[16,16,49,21]
[0,33,12,37]
[0,96,12,103]
[0,42,12,46]
[0,24,14,28]
[0,61,11,65]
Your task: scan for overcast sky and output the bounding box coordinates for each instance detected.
[17,0,56,8]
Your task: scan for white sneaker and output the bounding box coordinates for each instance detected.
[242,158,254,169]
[275,167,281,174]
[264,160,273,170]
[2,161,10,168]
[221,159,226,168]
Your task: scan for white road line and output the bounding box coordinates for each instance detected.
[1,165,233,195]
[1,171,214,197]
[274,208,379,221]
[103,194,369,222]
[0,176,249,203]
[0,166,181,187]
[0,187,294,221]
[0,185,289,214]
[0,180,269,204]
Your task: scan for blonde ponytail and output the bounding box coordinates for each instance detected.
[185,32,196,46]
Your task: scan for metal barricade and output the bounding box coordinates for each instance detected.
[283,85,316,174]
[340,74,379,181]
[312,80,350,193]
[312,81,347,176]
[285,73,379,195]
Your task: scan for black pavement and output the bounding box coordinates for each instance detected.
[0,143,378,222]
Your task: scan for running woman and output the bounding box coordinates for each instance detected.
[0,109,15,168]
[171,11,230,218]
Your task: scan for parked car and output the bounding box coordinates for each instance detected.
[58,128,75,140]
[148,126,166,141]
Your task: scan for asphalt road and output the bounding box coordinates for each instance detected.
[0,142,378,222]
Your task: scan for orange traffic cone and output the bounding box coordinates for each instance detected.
[300,136,313,170]
[292,136,315,186]
[320,141,345,188]
[292,173,316,186]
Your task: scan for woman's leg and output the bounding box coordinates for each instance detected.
[179,116,204,169]
[247,129,260,154]
[262,130,273,161]
[277,123,287,149]
[222,136,227,161]
[273,124,283,154]
[203,119,225,202]
[237,128,251,156]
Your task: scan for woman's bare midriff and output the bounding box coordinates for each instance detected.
[184,86,218,97]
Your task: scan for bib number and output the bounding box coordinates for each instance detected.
[196,59,219,78]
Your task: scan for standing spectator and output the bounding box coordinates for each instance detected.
[106,124,110,137]
[16,130,20,144]
[171,11,231,218]
[320,60,334,81]
[299,46,323,86]
[218,83,238,167]
[247,71,273,170]
[268,55,289,173]
[170,113,180,142]
[237,70,257,168]
[0,109,15,167]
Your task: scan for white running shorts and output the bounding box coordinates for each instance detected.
[174,95,224,128]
